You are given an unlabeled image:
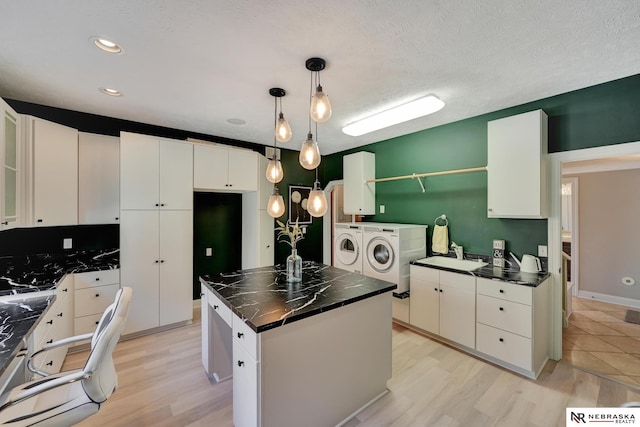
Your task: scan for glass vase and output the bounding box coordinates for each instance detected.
[286,248,302,283]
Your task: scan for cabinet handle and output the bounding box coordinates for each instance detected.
[155,203,160,207]
[46,320,53,325]
[499,307,504,311]
[200,292,204,297]
[160,203,165,207]
[37,219,43,223]
[499,338,504,343]
[434,288,438,292]
[499,289,504,294]
[488,208,493,212]
[46,361,53,367]
[155,260,159,264]
[46,339,53,344]
[95,293,100,297]
[57,312,63,317]
[115,217,119,221]
[237,332,244,339]
[213,305,219,310]
[160,260,165,263]
[63,288,68,292]
[95,277,100,281]
[1,221,7,226]
[439,289,443,293]
[237,360,244,367]
[95,321,99,325]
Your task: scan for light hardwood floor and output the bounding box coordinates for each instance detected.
[64,313,640,427]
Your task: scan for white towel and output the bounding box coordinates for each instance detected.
[432,225,449,254]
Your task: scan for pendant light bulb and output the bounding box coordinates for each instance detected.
[307,180,328,217]
[275,112,292,143]
[265,158,283,183]
[299,133,321,170]
[310,85,332,123]
[267,187,285,218]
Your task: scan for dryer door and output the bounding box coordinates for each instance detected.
[334,232,360,266]
[366,236,395,273]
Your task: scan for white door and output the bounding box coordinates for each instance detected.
[440,284,476,348]
[159,140,193,210]
[159,210,193,326]
[228,149,257,191]
[120,133,159,210]
[0,99,20,229]
[233,339,259,427]
[32,117,78,226]
[120,210,160,334]
[193,144,229,190]
[258,210,274,267]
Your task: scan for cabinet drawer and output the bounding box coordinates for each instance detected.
[232,338,259,427]
[476,323,532,370]
[33,301,66,347]
[74,269,120,289]
[31,345,67,377]
[477,294,532,338]
[477,277,532,305]
[440,270,475,292]
[410,265,439,283]
[74,284,120,317]
[74,313,103,336]
[233,315,259,361]
[208,290,232,327]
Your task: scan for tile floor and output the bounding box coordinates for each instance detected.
[563,296,640,386]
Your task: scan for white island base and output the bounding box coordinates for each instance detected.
[202,287,393,427]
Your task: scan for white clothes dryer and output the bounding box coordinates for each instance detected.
[362,223,427,293]
[333,223,363,273]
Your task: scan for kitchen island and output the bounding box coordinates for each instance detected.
[200,261,397,427]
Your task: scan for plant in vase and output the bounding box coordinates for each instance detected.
[275,220,304,282]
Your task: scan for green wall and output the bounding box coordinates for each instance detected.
[322,74,640,258]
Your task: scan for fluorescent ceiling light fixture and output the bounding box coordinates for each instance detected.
[90,36,123,54]
[342,94,445,136]
[99,87,122,97]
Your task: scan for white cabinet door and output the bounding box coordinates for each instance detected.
[0,99,21,230]
[258,210,274,267]
[487,109,548,218]
[120,132,159,210]
[159,210,193,326]
[409,266,440,334]
[159,140,193,210]
[31,117,78,226]
[343,151,375,215]
[228,149,257,191]
[78,132,120,224]
[193,144,229,190]
[233,339,259,427]
[439,283,476,348]
[120,210,160,334]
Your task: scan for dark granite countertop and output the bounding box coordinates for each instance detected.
[410,257,550,287]
[200,261,397,333]
[0,249,119,297]
[0,248,119,378]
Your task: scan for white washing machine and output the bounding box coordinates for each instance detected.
[333,223,363,273]
[362,223,427,293]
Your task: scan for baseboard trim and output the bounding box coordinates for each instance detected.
[577,290,640,310]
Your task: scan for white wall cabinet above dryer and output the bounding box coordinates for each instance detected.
[78,132,120,224]
[120,132,193,211]
[24,116,78,227]
[0,99,21,230]
[487,109,548,219]
[193,143,258,192]
[343,152,375,215]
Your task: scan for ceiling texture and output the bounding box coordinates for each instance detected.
[1,1,639,155]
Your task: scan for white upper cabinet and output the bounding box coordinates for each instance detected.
[0,99,21,230]
[193,143,258,192]
[25,116,78,227]
[343,151,375,215]
[487,110,548,218]
[78,132,120,224]
[120,132,193,210]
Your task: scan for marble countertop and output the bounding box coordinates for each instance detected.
[0,248,119,377]
[410,257,549,287]
[0,249,119,297]
[200,261,397,333]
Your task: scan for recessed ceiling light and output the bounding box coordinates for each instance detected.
[342,94,445,136]
[227,118,246,125]
[90,36,123,54]
[99,87,122,97]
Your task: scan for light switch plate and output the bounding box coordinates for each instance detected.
[205,248,213,257]
[379,205,385,214]
[538,245,548,257]
[63,238,72,249]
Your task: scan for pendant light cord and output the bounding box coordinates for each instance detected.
[273,95,278,161]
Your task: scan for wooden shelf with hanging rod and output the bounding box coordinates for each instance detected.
[365,166,487,192]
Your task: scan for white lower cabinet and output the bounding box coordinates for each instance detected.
[73,269,120,339]
[232,313,260,427]
[30,275,73,377]
[409,265,550,378]
[409,266,475,349]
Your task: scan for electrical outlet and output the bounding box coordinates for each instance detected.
[63,238,72,249]
[380,205,385,214]
[205,248,213,257]
[538,245,548,257]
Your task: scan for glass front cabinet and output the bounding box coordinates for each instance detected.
[0,98,21,230]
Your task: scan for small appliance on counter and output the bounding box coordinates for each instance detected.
[510,252,542,273]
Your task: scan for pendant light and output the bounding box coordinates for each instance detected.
[299,60,327,170]
[267,186,285,218]
[307,168,328,217]
[266,88,289,184]
[306,58,332,123]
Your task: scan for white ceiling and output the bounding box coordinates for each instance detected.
[1,1,639,155]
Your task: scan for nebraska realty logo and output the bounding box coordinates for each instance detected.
[567,408,638,424]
